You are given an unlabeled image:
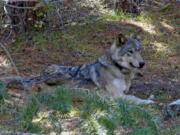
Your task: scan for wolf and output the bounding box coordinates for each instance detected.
[34,33,154,104]
[3,33,154,104]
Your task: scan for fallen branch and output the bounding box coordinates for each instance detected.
[0,42,20,76]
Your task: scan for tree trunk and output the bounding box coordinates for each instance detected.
[114,0,144,14]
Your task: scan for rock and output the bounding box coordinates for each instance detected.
[163,99,180,118]
[148,94,155,100]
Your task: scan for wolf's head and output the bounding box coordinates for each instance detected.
[110,33,145,69]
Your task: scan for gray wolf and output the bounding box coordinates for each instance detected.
[2,33,154,104]
[38,33,154,104]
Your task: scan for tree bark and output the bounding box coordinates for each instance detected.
[114,0,144,14]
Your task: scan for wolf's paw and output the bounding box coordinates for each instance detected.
[144,99,154,104]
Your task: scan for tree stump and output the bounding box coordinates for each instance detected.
[114,0,144,14]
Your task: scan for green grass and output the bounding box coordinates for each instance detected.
[12,86,159,135]
[13,22,106,57]
[13,86,178,135]
[154,91,171,101]
[0,85,178,135]
[99,10,138,21]
[13,3,179,61]
[160,125,180,135]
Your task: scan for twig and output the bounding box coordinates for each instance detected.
[55,4,64,28]
[0,42,20,76]
[4,4,13,25]
[5,28,13,40]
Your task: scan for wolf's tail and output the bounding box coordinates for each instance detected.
[0,64,75,90]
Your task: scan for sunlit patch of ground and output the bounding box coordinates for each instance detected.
[0,1,179,134]
[0,55,12,75]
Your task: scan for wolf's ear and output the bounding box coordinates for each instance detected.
[110,33,127,52]
[130,34,142,41]
[116,33,127,47]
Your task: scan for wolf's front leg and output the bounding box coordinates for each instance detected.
[119,94,154,104]
[107,79,154,104]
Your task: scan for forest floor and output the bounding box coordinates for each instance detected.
[0,0,180,134]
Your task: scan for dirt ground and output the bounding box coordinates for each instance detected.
[0,0,180,132]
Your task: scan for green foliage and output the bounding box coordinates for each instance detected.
[13,22,106,59]
[99,10,138,21]
[128,127,154,135]
[15,86,158,135]
[160,124,180,135]
[25,123,45,134]
[154,91,171,101]
[115,10,138,18]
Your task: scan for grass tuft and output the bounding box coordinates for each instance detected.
[14,86,158,134]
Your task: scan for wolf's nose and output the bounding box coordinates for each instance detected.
[139,62,145,68]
